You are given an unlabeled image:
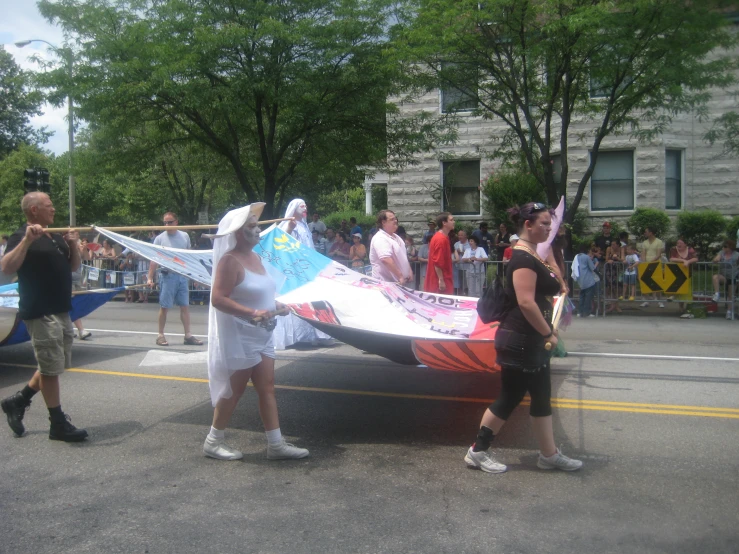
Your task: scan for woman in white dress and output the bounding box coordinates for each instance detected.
[273,198,333,348]
[204,202,309,461]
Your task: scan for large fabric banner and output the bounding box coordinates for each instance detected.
[96,226,500,372]
[0,283,121,347]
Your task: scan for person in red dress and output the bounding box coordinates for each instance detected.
[424,212,455,293]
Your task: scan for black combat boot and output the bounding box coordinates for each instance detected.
[49,412,88,442]
[1,392,31,437]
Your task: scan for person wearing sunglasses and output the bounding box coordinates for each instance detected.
[147,212,203,347]
[464,201,582,474]
[1,192,87,442]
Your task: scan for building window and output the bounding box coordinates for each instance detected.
[590,150,634,211]
[440,63,477,114]
[665,149,682,210]
[442,160,481,215]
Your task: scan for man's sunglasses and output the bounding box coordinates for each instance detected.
[531,202,548,212]
[163,220,177,225]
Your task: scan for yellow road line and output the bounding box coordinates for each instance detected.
[2,363,737,419]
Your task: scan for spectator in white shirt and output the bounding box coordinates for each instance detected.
[461,236,488,297]
[453,230,472,294]
[369,210,413,285]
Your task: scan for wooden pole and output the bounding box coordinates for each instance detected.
[45,217,293,233]
[544,295,565,351]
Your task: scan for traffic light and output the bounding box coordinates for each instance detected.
[23,168,39,193]
[22,168,51,193]
[38,168,50,193]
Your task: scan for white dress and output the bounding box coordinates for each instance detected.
[274,198,333,349]
[208,264,277,406]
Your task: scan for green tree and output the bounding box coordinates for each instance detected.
[395,0,736,223]
[0,48,49,159]
[627,207,670,240]
[0,144,66,230]
[675,210,727,260]
[481,166,547,226]
[72,124,242,225]
[37,0,423,218]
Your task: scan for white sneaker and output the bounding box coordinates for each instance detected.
[537,448,583,471]
[726,311,733,320]
[464,447,507,473]
[79,331,92,340]
[658,302,665,308]
[203,436,243,460]
[712,292,720,302]
[267,439,309,460]
[640,302,649,308]
[588,314,596,318]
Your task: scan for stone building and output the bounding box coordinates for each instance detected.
[367,45,739,241]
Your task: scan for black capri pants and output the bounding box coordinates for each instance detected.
[490,362,553,419]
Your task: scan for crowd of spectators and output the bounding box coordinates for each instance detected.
[571,221,738,319]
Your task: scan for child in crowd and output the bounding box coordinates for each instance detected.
[576,245,600,317]
[502,234,518,264]
[620,244,640,301]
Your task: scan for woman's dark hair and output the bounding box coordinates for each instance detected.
[468,236,479,247]
[724,239,736,250]
[619,231,629,241]
[337,231,347,242]
[507,202,553,232]
[579,243,590,254]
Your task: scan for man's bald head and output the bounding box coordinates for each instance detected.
[21,192,55,226]
[21,192,50,217]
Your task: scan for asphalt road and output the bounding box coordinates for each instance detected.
[1,303,738,554]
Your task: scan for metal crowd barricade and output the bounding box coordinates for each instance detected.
[597,260,737,320]
[81,258,210,304]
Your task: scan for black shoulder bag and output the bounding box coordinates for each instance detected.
[476,271,508,324]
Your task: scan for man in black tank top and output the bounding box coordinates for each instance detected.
[1,192,88,442]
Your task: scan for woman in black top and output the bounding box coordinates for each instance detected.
[464,202,582,474]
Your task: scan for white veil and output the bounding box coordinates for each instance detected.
[207,202,265,406]
[278,198,314,249]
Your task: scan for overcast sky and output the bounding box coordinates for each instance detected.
[1,1,72,156]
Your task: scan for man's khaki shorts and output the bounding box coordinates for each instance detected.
[24,313,74,376]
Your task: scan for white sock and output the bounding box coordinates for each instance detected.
[208,426,224,440]
[265,428,282,446]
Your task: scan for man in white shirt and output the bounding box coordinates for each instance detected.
[308,213,327,239]
[146,212,203,347]
[369,210,414,285]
